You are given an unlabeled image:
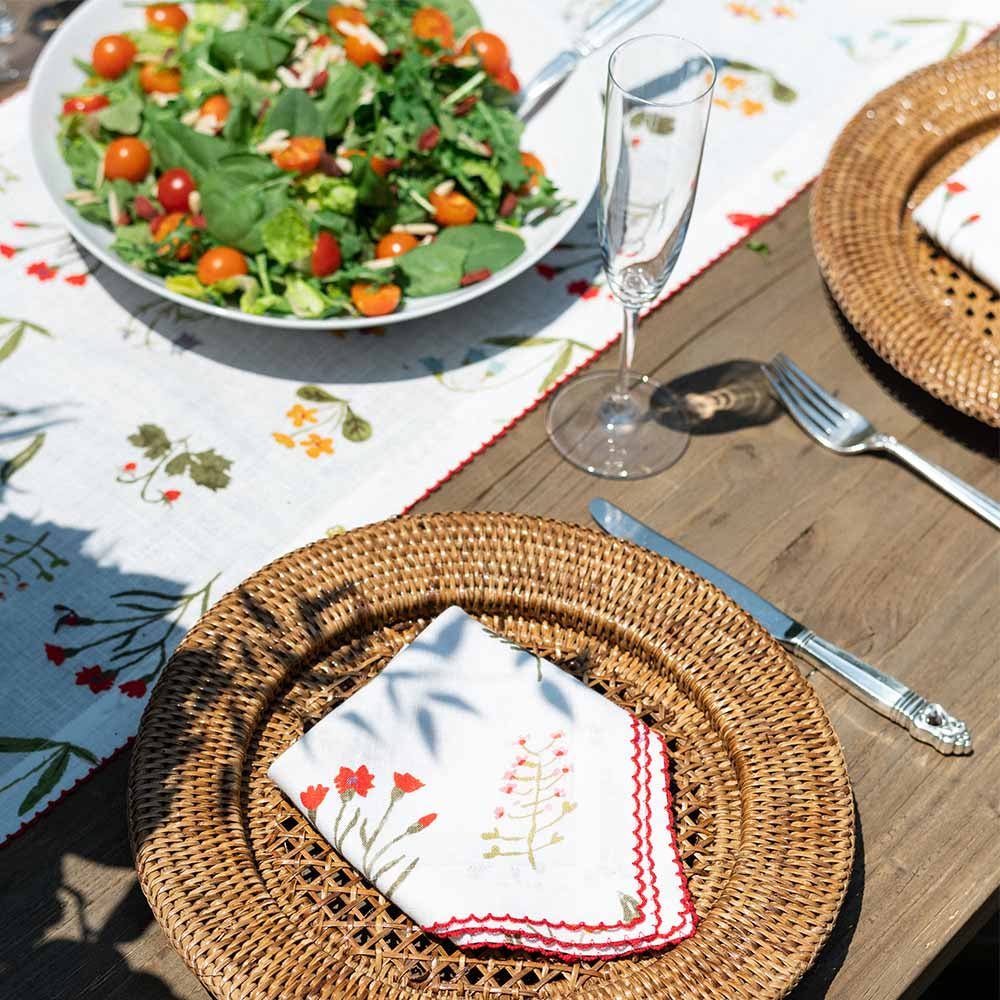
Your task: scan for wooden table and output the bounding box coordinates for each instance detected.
[1,11,997,998]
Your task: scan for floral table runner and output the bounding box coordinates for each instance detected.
[1,0,992,844]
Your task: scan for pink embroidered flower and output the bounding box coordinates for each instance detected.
[335,764,374,798]
[300,784,330,811]
[494,806,504,819]
[76,665,113,693]
[945,180,967,194]
[0,244,16,258]
[119,679,148,698]
[27,261,57,281]
[535,263,557,280]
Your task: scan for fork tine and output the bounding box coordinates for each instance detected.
[772,353,854,421]
[763,364,834,439]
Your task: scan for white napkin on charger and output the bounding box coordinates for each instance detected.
[268,606,696,960]
[912,136,1000,293]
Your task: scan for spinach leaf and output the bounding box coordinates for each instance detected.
[436,224,524,274]
[300,0,333,22]
[215,153,283,184]
[355,161,393,208]
[147,118,236,182]
[95,91,143,135]
[429,0,481,36]
[264,87,322,138]
[223,93,255,144]
[261,206,314,264]
[317,62,365,136]
[201,173,289,254]
[62,136,101,189]
[210,28,293,75]
[396,242,466,296]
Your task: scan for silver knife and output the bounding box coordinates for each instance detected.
[590,499,972,755]
[517,0,663,120]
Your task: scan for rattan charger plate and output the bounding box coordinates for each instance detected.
[812,45,1000,426]
[129,513,854,1000]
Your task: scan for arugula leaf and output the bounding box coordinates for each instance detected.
[265,87,322,138]
[147,117,236,182]
[461,159,502,198]
[437,224,524,274]
[210,28,293,74]
[261,205,314,264]
[429,0,481,36]
[95,91,144,135]
[317,62,366,136]
[396,241,466,296]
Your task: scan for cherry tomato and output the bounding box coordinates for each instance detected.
[139,63,182,94]
[92,34,136,80]
[146,3,188,33]
[327,5,366,31]
[461,31,509,76]
[199,94,231,125]
[494,67,520,93]
[376,232,419,259]
[351,282,402,317]
[153,212,196,260]
[197,247,248,285]
[339,148,393,177]
[311,231,342,277]
[104,137,151,182]
[272,136,325,173]
[411,7,454,50]
[62,94,110,115]
[430,189,477,226]
[519,151,545,192]
[157,168,196,213]
[344,33,383,67]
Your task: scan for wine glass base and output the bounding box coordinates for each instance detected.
[546,371,689,479]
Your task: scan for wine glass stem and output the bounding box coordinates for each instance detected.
[615,306,639,401]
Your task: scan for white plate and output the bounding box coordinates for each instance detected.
[29,0,600,330]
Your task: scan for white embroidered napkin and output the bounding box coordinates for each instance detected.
[912,137,1000,293]
[267,606,696,960]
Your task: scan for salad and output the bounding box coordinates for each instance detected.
[56,0,568,319]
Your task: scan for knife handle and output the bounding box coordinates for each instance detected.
[576,0,663,56]
[788,630,972,755]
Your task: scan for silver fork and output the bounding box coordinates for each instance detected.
[763,354,1000,531]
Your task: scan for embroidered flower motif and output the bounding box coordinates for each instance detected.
[550,731,564,740]
[727,2,762,20]
[27,261,57,281]
[119,679,148,698]
[122,462,137,472]
[727,212,769,231]
[335,764,374,798]
[554,748,567,757]
[301,433,334,458]
[501,783,516,794]
[64,274,88,287]
[76,665,113,693]
[773,3,794,16]
[535,263,557,280]
[721,74,745,93]
[945,180,967,194]
[45,643,68,665]
[162,489,182,503]
[741,98,765,116]
[300,783,330,811]
[567,279,599,300]
[415,812,437,829]
[393,771,424,794]
[0,244,16,258]
[965,213,981,224]
[272,432,295,449]
[286,403,318,427]
[494,806,505,819]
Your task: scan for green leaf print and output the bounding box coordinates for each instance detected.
[770,80,797,103]
[1,433,45,483]
[297,385,344,404]
[19,747,70,816]
[539,341,574,393]
[163,453,190,476]
[187,450,232,491]
[342,409,373,443]
[128,424,172,460]
[0,318,50,365]
[0,737,64,754]
[121,426,233,502]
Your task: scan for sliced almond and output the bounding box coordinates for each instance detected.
[256,129,291,155]
[180,108,201,126]
[450,55,479,69]
[187,190,202,214]
[65,189,100,205]
[335,155,354,174]
[391,223,439,235]
[433,179,455,196]
[359,257,398,271]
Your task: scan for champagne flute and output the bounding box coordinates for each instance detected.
[546,34,715,479]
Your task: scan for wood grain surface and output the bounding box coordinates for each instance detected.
[1,9,997,999]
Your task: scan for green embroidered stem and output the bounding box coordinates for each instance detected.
[386,857,419,896]
[361,793,398,871]
[0,753,56,796]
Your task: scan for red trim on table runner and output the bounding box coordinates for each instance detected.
[440,728,697,954]
[0,738,134,850]
[424,715,649,935]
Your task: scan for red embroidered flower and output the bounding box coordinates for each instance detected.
[554,748,566,757]
[568,279,599,299]
[123,462,137,472]
[12,221,34,228]
[417,813,437,828]
[0,244,16,258]
[535,263,557,280]
[119,679,148,698]
[515,757,526,766]
[965,213,981,224]
[726,212,768,230]
[554,789,563,797]
[945,180,967,194]
[494,806,504,819]
[162,490,182,503]
[300,783,330,811]
[27,261,57,281]
[64,274,88,286]
[501,783,515,794]
[517,737,527,746]
[45,643,68,665]
[17,582,28,591]
[76,665,113,693]
[335,764,374,797]
[393,772,424,794]
[550,731,563,739]
[630,136,642,148]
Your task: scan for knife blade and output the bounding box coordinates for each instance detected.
[517,0,662,120]
[590,498,972,755]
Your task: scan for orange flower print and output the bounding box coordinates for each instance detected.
[301,433,334,458]
[945,180,967,194]
[772,3,795,16]
[393,772,424,795]
[286,403,318,427]
[714,98,732,110]
[727,2,762,20]
[721,74,745,93]
[272,432,295,448]
[300,783,329,823]
[741,99,765,116]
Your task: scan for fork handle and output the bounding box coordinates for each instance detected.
[874,435,1000,531]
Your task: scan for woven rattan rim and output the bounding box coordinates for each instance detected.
[128,512,854,1000]
[811,45,1000,426]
